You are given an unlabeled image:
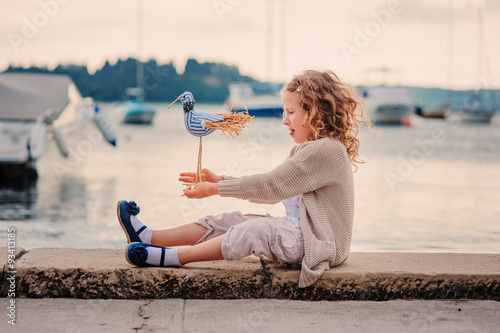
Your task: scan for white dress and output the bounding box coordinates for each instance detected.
[282,195,300,228]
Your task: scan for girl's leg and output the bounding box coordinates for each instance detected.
[151,223,208,247]
[151,212,266,247]
[127,217,303,268]
[126,234,224,267]
[152,217,302,265]
[222,217,304,265]
[178,234,224,264]
[143,212,261,247]
[192,212,269,245]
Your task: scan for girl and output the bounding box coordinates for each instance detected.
[118,69,372,288]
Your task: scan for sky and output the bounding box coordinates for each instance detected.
[2,0,500,89]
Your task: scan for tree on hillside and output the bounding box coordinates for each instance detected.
[3,58,257,103]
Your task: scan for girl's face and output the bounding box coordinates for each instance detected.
[281,91,314,144]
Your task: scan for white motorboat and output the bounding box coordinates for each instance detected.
[362,86,413,125]
[0,72,116,180]
[226,83,284,117]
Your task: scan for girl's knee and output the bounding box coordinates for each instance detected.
[221,219,275,261]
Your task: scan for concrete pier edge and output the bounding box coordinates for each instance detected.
[1,247,499,301]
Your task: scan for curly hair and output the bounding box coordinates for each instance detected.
[283,69,373,171]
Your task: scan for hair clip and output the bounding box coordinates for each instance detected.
[296,86,302,92]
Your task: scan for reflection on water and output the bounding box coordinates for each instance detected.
[0,103,499,253]
[0,182,38,220]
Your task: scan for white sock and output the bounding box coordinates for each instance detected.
[130,215,153,244]
[145,247,182,267]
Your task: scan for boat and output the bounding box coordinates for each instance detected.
[362,86,413,125]
[415,103,449,119]
[454,106,495,122]
[122,0,156,125]
[451,92,496,122]
[447,1,497,123]
[122,87,156,124]
[226,82,284,117]
[0,72,115,180]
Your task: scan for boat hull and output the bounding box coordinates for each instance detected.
[453,108,495,123]
[416,105,449,119]
[123,102,156,125]
[123,111,155,124]
[372,104,412,125]
[363,86,414,125]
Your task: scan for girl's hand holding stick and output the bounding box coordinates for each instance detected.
[179,168,222,198]
[182,182,219,199]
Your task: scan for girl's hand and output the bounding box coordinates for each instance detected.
[183,182,219,199]
[179,168,223,184]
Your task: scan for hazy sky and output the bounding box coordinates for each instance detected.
[2,0,500,89]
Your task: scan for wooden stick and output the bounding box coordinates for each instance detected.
[167,95,181,109]
[197,136,203,184]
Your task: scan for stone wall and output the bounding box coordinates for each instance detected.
[2,248,499,300]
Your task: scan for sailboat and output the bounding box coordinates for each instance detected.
[122,0,156,125]
[450,1,496,123]
[454,92,496,123]
[122,87,155,124]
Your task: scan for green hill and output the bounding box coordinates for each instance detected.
[4,58,256,103]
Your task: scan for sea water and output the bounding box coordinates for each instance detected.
[0,103,499,253]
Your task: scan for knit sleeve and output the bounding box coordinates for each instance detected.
[217,138,348,204]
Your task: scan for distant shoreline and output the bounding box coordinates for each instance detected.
[3,58,499,109]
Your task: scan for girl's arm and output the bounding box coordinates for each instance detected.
[218,138,349,204]
[180,139,349,202]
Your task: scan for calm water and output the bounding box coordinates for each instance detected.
[1,103,499,253]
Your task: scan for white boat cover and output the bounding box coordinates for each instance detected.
[364,86,412,106]
[0,72,72,121]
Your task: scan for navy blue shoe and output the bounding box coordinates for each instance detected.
[117,200,146,243]
[126,242,170,267]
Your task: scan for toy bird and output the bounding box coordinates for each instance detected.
[168,91,252,184]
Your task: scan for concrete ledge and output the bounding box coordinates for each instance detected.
[1,246,26,297]
[2,248,499,300]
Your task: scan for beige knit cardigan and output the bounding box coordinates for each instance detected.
[218,137,354,288]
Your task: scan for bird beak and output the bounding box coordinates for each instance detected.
[167,95,181,109]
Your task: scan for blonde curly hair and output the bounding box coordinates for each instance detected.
[283,69,373,170]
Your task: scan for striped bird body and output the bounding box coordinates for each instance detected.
[180,91,224,137]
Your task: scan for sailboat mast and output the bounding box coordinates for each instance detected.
[477,3,484,89]
[477,1,484,88]
[136,0,144,95]
[447,0,453,96]
[266,0,274,82]
[279,0,286,81]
